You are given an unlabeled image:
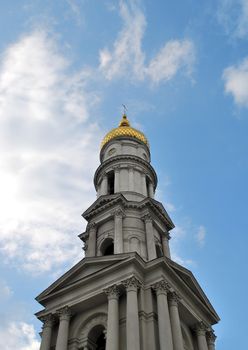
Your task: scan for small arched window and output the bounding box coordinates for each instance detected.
[101,238,114,256]
[107,171,115,195]
[155,244,163,258]
[88,324,106,350]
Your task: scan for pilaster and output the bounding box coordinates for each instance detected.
[142,214,156,260]
[122,276,141,350]
[206,329,217,350]
[55,306,72,350]
[194,321,209,350]
[40,314,55,350]
[113,209,124,254]
[152,280,173,350]
[87,222,97,257]
[104,285,120,350]
[168,291,184,350]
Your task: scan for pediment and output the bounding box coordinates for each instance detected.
[167,259,220,320]
[36,254,130,303]
[82,193,126,219]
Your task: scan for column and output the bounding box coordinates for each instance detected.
[148,181,154,198]
[104,285,120,350]
[162,232,171,258]
[141,173,147,196]
[114,167,120,193]
[123,276,141,350]
[40,314,55,350]
[128,167,134,191]
[55,306,71,350]
[143,214,156,260]
[194,322,209,350]
[152,280,173,350]
[87,222,97,257]
[114,210,124,254]
[206,330,217,350]
[101,173,108,196]
[168,292,184,350]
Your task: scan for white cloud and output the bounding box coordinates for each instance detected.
[0,30,101,274]
[146,40,195,84]
[195,225,206,247]
[99,0,146,81]
[99,0,195,84]
[223,57,248,107]
[0,322,40,350]
[218,0,248,38]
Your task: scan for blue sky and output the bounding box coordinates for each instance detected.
[0,0,247,348]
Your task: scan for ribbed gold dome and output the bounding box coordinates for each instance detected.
[101,114,149,149]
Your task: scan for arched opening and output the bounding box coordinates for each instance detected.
[100,238,114,256]
[155,244,163,258]
[107,171,115,195]
[88,324,106,350]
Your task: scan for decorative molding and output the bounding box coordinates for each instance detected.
[104,284,120,300]
[83,195,174,231]
[94,155,157,188]
[79,313,107,340]
[122,276,141,291]
[152,279,171,295]
[87,222,97,231]
[83,243,88,252]
[57,306,71,321]
[206,330,217,345]
[79,231,89,242]
[142,213,153,223]
[40,314,55,329]
[194,321,208,336]
[112,208,125,218]
[168,291,181,306]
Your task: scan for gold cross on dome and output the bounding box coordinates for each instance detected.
[122,104,128,115]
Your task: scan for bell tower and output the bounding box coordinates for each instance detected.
[81,113,173,262]
[36,114,219,350]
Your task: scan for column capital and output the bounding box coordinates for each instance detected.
[112,208,125,218]
[142,213,153,223]
[87,222,97,231]
[194,321,208,336]
[168,291,181,306]
[152,279,171,295]
[206,330,217,345]
[104,284,120,300]
[122,276,141,292]
[40,314,55,329]
[57,306,72,321]
[162,231,171,241]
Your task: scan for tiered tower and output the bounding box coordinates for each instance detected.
[36,114,219,350]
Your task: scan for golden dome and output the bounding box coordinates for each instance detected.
[101,114,149,149]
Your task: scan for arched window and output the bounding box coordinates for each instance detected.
[107,171,115,195]
[155,244,163,258]
[100,238,114,256]
[88,324,106,350]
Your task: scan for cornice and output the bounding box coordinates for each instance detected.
[82,195,174,230]
[94,155,157,189]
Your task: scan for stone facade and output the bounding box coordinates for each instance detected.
[36,116,219,350]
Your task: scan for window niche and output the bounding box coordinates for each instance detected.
[100,238,114,256]
[107,171,115,195]
[155,244,163,258]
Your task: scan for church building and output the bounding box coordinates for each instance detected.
[36,114,220,350]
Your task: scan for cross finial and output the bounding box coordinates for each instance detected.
[122,104,128,115]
